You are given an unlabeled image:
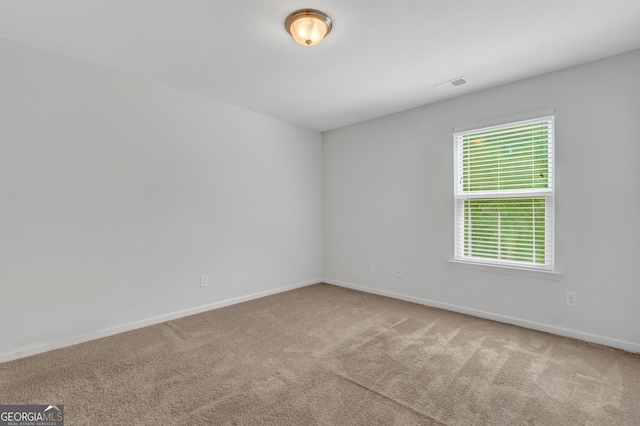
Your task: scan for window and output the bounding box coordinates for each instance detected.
[453,115,554,270]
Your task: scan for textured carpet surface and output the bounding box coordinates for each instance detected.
[1,283,639,425]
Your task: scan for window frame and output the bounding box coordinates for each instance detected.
[453,112,555,272]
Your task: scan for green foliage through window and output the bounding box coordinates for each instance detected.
[462,122,550,192]
[463,198,546,264]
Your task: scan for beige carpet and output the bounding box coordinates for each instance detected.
[1,283,639,425]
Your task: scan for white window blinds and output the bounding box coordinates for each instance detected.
[454,116,554,270]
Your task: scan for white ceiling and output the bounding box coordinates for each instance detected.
[1,1,639,131]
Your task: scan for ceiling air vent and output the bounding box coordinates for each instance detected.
[435,77,467,92]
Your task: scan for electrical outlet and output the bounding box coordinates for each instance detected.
[200,275,208,288]
[566,291,577,307]
[396,267,403,278]
[370,263,376,273]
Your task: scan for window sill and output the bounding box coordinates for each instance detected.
[448,260,562,280]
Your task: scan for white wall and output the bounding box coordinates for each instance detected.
[323,49,640,352]
[0,38,323,361]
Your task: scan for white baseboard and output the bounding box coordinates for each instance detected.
[323,278,640,354]
[0,278,322,364]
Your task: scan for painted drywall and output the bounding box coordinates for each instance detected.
[323,49,640,352]
[0,38,323,361]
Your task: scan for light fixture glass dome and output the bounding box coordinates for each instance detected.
[285,9,332,46]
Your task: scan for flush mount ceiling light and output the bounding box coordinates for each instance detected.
[285,9,332,46]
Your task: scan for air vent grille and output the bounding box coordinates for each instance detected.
[435,77,467,92]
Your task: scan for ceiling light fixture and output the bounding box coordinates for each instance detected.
[285,9,332,46]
